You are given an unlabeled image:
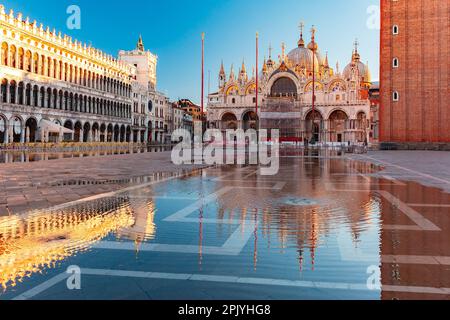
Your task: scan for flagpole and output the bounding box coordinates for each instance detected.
[256,32,259,116]
[201,32,205,119]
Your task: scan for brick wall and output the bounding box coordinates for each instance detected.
[380,0,450,144]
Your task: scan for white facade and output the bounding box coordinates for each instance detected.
[208,27,372,145]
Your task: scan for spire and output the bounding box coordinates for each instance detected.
[229,64,235,81]
[298,21,305,47]
[219,60,226,88]
[336,61,340,74]
[324,51,329,68]
[219,60,225,76]
[241,58,246,74]
[281,42,286,61]
[137,35,144,51]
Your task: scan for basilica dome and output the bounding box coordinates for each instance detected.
[343,60,371,83]
[287,46,320,71]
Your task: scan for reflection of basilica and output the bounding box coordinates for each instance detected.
[213,159,379,271]
[208,25,372,144]
[0,196,156,290]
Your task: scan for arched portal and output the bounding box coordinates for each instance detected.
[74,121,82,142]
[113,125,120,142]
[64,120,74,142]
[328,110,349,143]
[25,118,38,143]
[221,113,238,130]
[305,110,323,144]
[83,122,91,142]
[11,116,23,143]
[107,124,113,142]
[120,125,126,142]
[100,124,106,142]
[92,123,100,142]
[242,111,258,130]
[126,126,131,142]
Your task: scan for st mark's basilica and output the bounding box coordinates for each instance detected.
[207,25,372,145]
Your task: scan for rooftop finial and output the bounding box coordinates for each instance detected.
[354,38,359,53]
[137,35,144,51]
[298,21,305,47]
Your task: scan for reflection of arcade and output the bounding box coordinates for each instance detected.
[0,195,156,290]
[116,197,156,250]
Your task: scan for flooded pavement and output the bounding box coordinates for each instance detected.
[0,156,449,300]
[0,146,172,164]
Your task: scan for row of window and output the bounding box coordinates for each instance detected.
[1,42,132,98]
[1,79,131,118]
[392,22,399,102]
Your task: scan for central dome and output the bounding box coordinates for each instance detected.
[287,46,319,71]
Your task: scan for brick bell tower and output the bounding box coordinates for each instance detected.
[380,0,450,149]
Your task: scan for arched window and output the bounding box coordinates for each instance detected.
[393,91,399,102]
[270,77,297,96]
[9,81,17,104]
[393,25,399,35]
[1,42,8,66]
[393,57,399,68]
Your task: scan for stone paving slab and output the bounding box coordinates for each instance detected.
[348,151,450,193]
[0,151,205,216]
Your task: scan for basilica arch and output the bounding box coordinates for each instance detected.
[242,111,258,130]
[327,110,349,143]
[221,112,238,130]
[304,110,323,143]
[265,71,300,97]
[270,76,298,97]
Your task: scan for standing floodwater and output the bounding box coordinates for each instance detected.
[1,156,449,300]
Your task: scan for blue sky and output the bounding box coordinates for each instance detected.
[3,0,380,103]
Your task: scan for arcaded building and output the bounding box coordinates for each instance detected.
[380,0,450,148]
[208,26,372,145]
[0,5,170,144]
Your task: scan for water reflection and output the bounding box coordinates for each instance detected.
[0,156,449,299]
[0,145,172,164]
[0,195,156,290]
